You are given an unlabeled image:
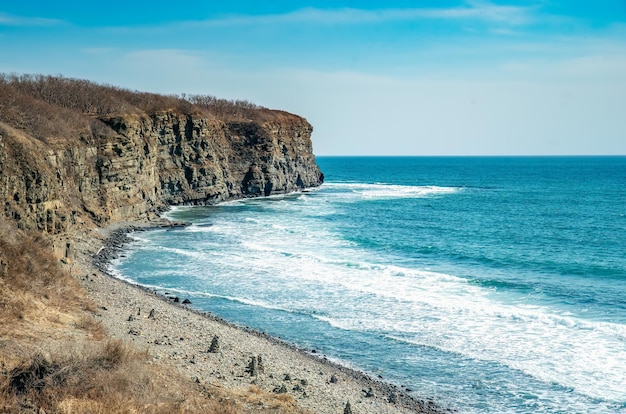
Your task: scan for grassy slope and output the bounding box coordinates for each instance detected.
[0,74,313,413]
[0,220,306,414]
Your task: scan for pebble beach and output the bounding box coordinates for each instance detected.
[68,219,446,414]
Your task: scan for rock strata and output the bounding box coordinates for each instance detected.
[1,76,452,414]
[0,76,324,252]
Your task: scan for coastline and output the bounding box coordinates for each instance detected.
[69,217,449,414]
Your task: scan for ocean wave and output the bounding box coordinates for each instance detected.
[146,287,330,320]
[322,182,462,200]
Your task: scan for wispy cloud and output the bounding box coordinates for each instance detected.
[80,47,118,56]
[0,12,62,27]
[125,49,206,65]
[194,2,536,28]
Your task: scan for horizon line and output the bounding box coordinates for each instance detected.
[315,154,626,157]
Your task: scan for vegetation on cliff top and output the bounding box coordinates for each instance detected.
[0,74,319,412]
[0,73,296,144]
[1,72,321,233]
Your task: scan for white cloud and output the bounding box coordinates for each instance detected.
[125,49,205,64]
[497,45,626,83]
[0,12,62,26]
[83,49,239,95]
[192,2,535,28]
[80,47,118,55]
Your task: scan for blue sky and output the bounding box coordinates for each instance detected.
[1,1,625,155]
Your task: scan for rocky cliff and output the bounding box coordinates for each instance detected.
[0,75,324,242]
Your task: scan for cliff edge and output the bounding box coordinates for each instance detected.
[0,75,324,245]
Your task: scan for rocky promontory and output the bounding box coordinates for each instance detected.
[0,74,323,250]
[0,74,449,414]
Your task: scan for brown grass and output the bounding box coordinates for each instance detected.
[0,72,305,149]
[0,72,284,138]
[0,220,241,413]
[0,220,311,413]
[235,385,308,413]
[0,340,243,414]
[74,314,107,340]
[0,220,86,334]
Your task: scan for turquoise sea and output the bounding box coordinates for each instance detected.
[112,156,626,413]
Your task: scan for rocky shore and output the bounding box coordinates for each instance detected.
[2,76,447,413]
[70,219,450,414]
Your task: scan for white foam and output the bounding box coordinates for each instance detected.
[232,244,626,401]
[308,277,626,402]
[160,205,194,220]
[322,182,461,200]
[114,184,626,407]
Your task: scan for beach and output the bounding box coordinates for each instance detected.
[63,156,626,414]
[68,219,445,414]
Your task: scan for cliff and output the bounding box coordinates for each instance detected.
[0,75,324,242]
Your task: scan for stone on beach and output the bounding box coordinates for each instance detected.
[71,220,447,414]
[246,356,258,376]
[208,335,220,353]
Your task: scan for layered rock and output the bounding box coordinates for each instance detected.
[0,81,323,241]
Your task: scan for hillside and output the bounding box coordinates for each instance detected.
[0,74,325,413]
[0,74,323,246]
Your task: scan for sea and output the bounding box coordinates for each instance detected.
[111,156,626,414]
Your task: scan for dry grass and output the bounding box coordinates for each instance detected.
[0,220,311,413]
[235,385,309,413]
[74,314,107,340]
[0,220,87,334]
[0,72,304,161]
[0,339,243,414]
[0,73,281,136]
[0,220,223,413]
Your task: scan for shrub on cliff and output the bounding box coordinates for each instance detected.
[0,73,269,126]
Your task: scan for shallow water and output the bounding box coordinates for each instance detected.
[113,156,626,413]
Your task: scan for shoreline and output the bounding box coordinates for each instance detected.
[71,217,450,414]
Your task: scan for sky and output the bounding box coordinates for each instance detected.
[1,1,625,156]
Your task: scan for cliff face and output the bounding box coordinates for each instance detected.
[96,112,323,220]
[0,77,324,239]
